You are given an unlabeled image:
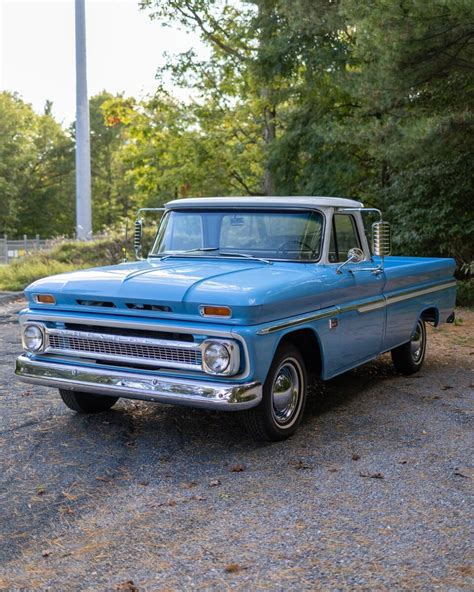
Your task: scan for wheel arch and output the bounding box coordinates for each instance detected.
[420,306,440,327]
[276,327,323,379]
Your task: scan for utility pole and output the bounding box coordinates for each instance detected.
[75,0,92,239]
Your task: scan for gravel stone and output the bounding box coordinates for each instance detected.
[0,299,472,590]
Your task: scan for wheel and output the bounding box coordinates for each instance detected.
[242,343,307,441]
[59,389,119,413]
[391,319,427,375]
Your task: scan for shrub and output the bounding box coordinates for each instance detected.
[0,233,132,291]
[457,279,474,308]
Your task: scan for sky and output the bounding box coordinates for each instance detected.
[0,0,204,126]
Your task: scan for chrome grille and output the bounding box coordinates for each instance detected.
[46,329,202,370]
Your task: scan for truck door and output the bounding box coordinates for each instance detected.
[327,213,386,371]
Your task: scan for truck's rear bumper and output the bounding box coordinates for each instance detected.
[15,355,262,411]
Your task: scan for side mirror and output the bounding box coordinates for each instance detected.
[372,221,391,257]
[336,247,365,274]
[134,219,143,259]
[347,247,364,263]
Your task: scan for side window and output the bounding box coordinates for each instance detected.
[328,214,361,263]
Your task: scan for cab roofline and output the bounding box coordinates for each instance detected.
[165,196,364,210]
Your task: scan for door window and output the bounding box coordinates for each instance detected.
[328,214,361,263]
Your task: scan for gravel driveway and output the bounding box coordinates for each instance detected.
[0,298,472,591]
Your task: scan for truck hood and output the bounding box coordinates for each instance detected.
[25,257,336,324]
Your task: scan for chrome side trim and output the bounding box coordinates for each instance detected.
[385,280,456,305]
[15,355,262,411]
[338,298,386,314]
[257,281,456,335]
[257,307,338,335]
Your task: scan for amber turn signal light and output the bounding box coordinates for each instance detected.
[34,294,56,304]
[200,305,232,318]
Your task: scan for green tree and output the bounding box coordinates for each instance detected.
[338,0,474,266]
[88,92,134,229]
[0,92,75,238]
[140,0,287,195]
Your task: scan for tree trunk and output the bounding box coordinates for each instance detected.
[258,0,277,196]
[262,93,276,196]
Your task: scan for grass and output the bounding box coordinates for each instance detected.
[0,234,131,292]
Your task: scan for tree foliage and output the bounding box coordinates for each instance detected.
[1,1,472,272]
[0,92,75,237]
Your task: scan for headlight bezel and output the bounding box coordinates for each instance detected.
[22,323,46,353]
[200,339,240,376]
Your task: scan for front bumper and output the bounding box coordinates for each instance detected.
[15,355,262,411]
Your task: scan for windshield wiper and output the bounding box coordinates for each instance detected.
[154,247,271,264]
[157,247,219,261]
[218,252,272,264]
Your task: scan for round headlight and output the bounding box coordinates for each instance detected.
[202,342,230,374]
[23,324,44,352]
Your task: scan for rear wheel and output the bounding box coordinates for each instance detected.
[391,319,427,375]
[242,343,307,442]
[59,389,119,413]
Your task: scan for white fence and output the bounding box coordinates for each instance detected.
[0,235,53,264]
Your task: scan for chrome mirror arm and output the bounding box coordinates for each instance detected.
[349,264,384,275]
[336,255,357,274]
[336,247,365,274]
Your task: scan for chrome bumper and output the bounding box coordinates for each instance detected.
[15,355,262,411]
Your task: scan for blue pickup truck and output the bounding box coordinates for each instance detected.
[15,197,456,440]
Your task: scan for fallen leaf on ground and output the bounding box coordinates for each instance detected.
[191,495,206,501]
[62,491,77,501]
[209,479,221,487]
[96,476,112,482]
[181,481,197,489]
[116,581,139,592]
[359,472,384,479]
[225,563,243,573]
[291,460,311,470]
[156,500,177,507]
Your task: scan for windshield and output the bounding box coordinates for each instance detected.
[150,209,324,262]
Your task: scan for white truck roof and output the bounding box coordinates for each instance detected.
[165,196,363,210]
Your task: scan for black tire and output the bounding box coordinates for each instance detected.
[59,389,119,413]
[391,319,427,375]
[242,343,307,442]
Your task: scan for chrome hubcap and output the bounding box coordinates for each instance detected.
[410,321,424,363]
[271,361,301,426]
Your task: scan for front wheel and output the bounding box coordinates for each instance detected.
[391,319,427,375]
[59,389,119,413]
[242,343,307,441]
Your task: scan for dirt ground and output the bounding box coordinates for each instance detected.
[0,299,472,591]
